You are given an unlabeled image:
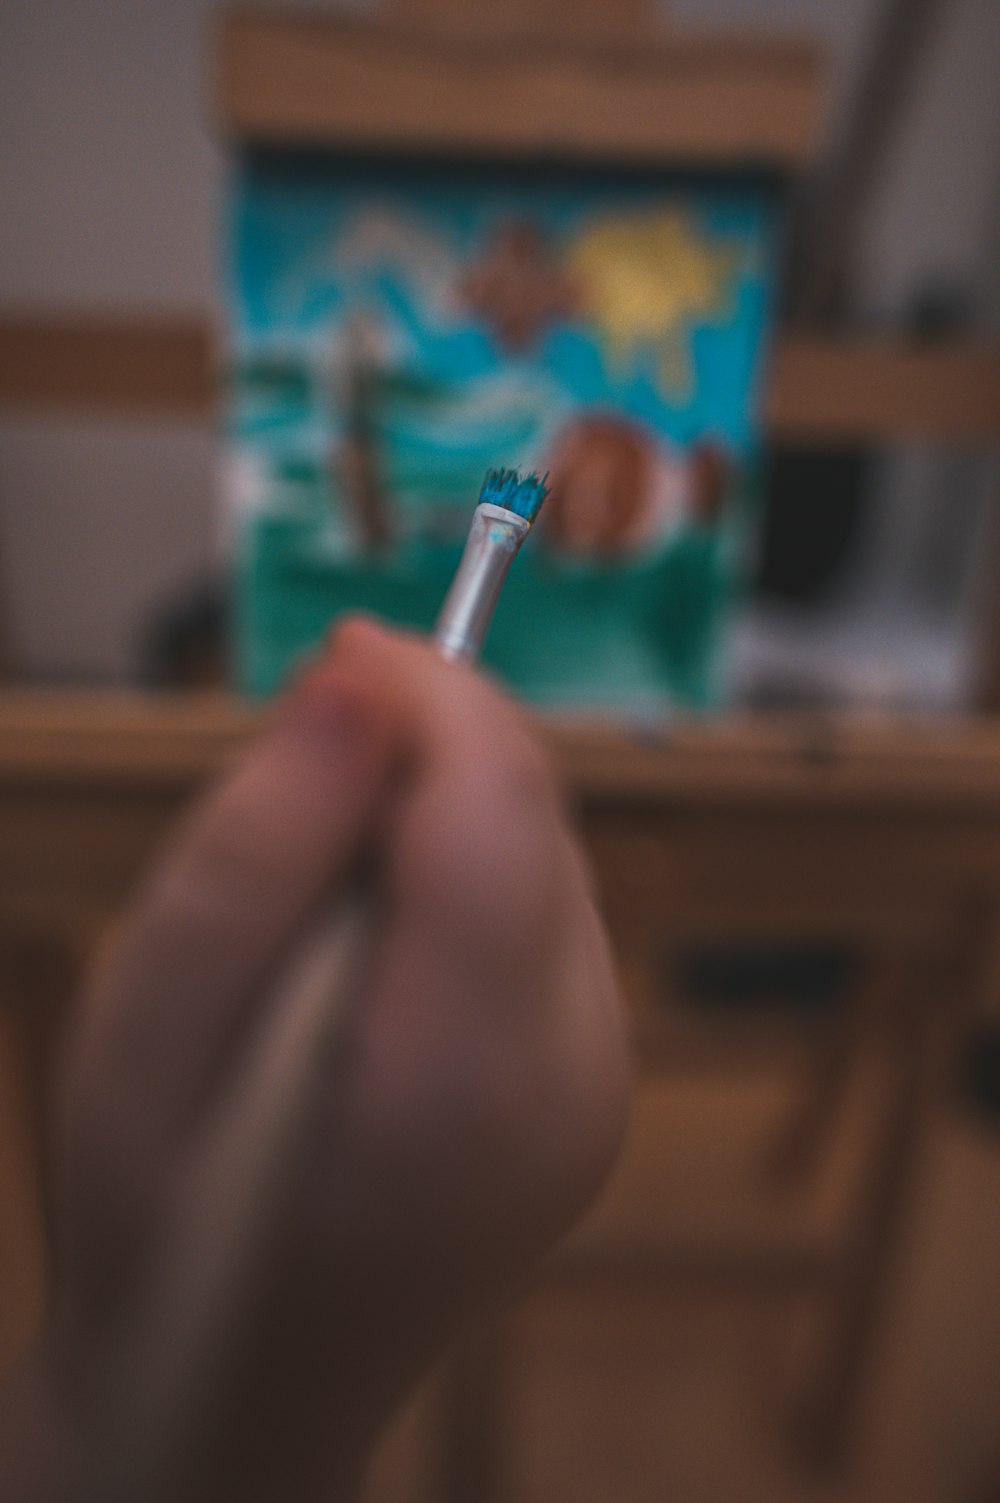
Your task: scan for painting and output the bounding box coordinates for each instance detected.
[226,154,778,710]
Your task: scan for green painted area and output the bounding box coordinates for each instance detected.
[235,510,733,711]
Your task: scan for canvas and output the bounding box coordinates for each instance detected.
[226,154,778,710]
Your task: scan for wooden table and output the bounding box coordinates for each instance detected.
[3,693,1000,1483]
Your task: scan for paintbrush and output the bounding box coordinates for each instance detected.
[434,467,549,661]
[339,314,392,553]
[97,469,550,1492]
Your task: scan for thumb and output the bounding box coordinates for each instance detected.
[65,654,394,1163]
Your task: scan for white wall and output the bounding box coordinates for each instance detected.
[1,0,998,681]
[0,0,220,311]
[0,0,222,679]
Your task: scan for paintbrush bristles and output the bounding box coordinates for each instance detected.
[478,468,550,526]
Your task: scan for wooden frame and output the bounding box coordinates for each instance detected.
[3,20,994,447]
[3,313,998,445]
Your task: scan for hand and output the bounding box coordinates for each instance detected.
[4,620,629,1502]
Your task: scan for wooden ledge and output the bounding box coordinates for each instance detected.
[765,339,1000,444]
[0,316,214,419]
[2,315,998,444]
[6,691,1000,809]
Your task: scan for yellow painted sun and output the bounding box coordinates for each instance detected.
[567,210,742,396]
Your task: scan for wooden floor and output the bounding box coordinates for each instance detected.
[365,1070,1000,1503]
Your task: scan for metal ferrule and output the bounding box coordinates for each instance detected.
[433,503,531,665]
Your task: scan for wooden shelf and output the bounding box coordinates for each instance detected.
[217,11,823,169]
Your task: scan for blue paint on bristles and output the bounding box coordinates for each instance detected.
[478,467,550,526]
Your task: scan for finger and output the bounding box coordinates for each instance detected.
[67,661,394,1153]
[326,621,627,1213]
[323,621,593,1132]
[330,617,568,970]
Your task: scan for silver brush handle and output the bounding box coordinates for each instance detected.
[434,504,530,664]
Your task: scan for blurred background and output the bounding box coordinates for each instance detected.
[1,1,1000,1500]
[1,0,999,704]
